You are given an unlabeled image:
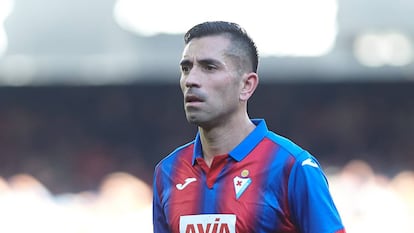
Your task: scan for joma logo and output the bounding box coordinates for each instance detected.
[180,214,236,233]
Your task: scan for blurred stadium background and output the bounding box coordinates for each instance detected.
[0,0,413,232]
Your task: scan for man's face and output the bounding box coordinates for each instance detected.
[179,35,243,128]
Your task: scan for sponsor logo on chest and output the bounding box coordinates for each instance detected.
[179,214,236,233]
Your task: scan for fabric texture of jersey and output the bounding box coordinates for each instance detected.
[153,119,346,233]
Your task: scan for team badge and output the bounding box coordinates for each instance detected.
[233,170,251,199]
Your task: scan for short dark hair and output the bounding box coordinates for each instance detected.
[184,21,259,73]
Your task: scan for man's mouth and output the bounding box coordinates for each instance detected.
[185,92,205,103]
[185,95,202,102]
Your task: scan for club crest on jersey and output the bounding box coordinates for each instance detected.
[233,172,251,200]
[179,214,236,233]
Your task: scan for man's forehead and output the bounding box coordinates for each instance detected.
[182,36,231,61]
[185,35,230,51]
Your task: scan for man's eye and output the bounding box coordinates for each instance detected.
[205,64,216,71]
[181,66,190,72]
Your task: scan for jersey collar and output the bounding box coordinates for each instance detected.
[192,119,269,165]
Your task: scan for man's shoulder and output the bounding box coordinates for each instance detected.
[265,131,325,176]
[264,130,308,160]
[156,140,195,168]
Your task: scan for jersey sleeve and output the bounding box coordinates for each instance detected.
[288,152,346,233]
[153,164,170,233]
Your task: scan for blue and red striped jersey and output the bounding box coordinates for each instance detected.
[153,119,345,233]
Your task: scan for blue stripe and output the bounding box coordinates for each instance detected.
[201,180,218,213]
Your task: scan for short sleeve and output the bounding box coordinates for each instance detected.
[288,152,345,233]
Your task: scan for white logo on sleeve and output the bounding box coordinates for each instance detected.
[179,214,236,233]
[301,158,319,168]
[176,177,197,190]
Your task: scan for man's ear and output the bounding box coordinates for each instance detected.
[240,72,259,101]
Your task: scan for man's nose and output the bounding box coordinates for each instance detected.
[185,68,201,87]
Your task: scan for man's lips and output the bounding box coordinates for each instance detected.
[185,94,203,103]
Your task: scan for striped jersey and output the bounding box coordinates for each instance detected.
[153,119,346,233]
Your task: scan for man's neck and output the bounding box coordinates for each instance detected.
[199,116,256,167]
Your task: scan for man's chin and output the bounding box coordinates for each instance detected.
[186,117,201,125]
[186,115,205,126]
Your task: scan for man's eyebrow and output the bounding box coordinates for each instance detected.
[180,58,224,67]
[197,58,222,66]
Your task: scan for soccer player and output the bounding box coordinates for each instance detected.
[153,21,346,233]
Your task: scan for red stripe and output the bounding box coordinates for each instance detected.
[281,155,296,230]
[216,138,280,232]
[168,145,203,233]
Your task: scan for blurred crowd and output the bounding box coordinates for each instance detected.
[0,172,152,233]
[329,160,414,233]
[0,82,413,232]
